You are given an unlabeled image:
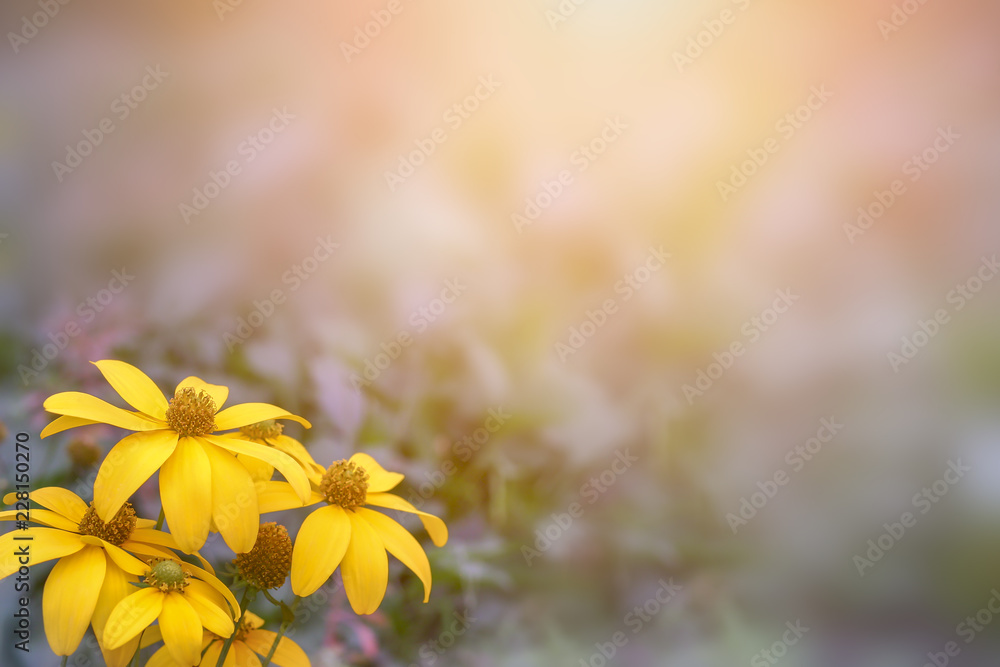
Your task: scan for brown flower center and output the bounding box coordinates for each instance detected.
[319,460,369,510]
[144,558,190,592]
[234,522,292,590]
[78,502,137,546]
[165,387,217,437]
[239,420,283,442]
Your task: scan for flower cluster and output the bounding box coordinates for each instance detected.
[1,360,448,666]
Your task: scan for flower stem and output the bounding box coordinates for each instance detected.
[154,507,165,531]
[216,586,256,667]
[260,596,300,667]
[60,656,68,667]
[129,630,145,667]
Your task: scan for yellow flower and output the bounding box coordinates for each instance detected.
[217,420,325,483]
[40,360,313,553]
[259,453,448,614]
[139,611,310,667]
[0,488,199,666]
[103,557,240,667]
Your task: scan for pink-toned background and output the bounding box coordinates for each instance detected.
[2,1,1000,665]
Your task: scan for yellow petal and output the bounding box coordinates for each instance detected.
[159,592,203,666]
[175,376,229,411]
[349,453,404,493]
[273,436,325,475]
[204,435,310,504]
[364,493,448,547]
[340,510,388,615]
[88,538,150,576]
[93,360,169,420]
[201,440,259,553]
[201,640,236,667]
[98,635,142,667]
[43,391,164,431]
[119,541,176,563]
[236,452,275,483]
[257,482,320,514]
[92,556,141,667]
[40,415,100,438]
[184,562,241,619]
[234,641,263,667]
[0,527,84,578]
[127,527,182,550]
[94,430,178,521]
[244,629,311,667]
[160,437,212,553]
[144,645,183,667]
[184,579,235,638]
[43,545,106,655]
[5,486,89,522]
[213,403,311,430]
[139,625,163,647]
[91,555,136,635]
[0,509,79,531]
[290,505,351,597]
[103,585,163,649]
[355,508,432,602]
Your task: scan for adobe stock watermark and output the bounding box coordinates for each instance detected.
[408,609,476,666]
[406,407,511,509]
[921,588,1000,667]
[878,0,933,40]
[180,107,295,224]
[726,417,843,534]
[18,268,135,385]
[512,116,628,233]
[716,85,832,202]
[350,278,467,389]
[844,126,959,243]
[385,76,501,192]
[522,448,638,566]
[223,235,340,351]
[673,0,753,73]
[852,459,970,577]
[544,0,590,30]
[751,620,810,666]
[887,253,998,372]
[340,0,417,62]
[555,245,669,363]
[578,578,683,667]
[682,288,799,404]
[213,0,252,21]
[8,0,72,54]
[51,65,169,182]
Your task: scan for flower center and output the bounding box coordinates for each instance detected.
[234,522,292,590]
[78,502,137,547]
[144,558,190,592]
[319,460,369,510]
[165,387,217,437]
[239,419,283,442]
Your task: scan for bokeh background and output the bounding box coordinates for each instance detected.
[2,0,1000,665]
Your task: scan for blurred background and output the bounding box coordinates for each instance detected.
[2,0,1000,665]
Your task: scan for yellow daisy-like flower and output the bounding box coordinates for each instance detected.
[218,420,325,483]
[139,611,309,667]
[259,453,448,615]
[0,488,202,666]
[103,557,240,667]
[40,360,313,553]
